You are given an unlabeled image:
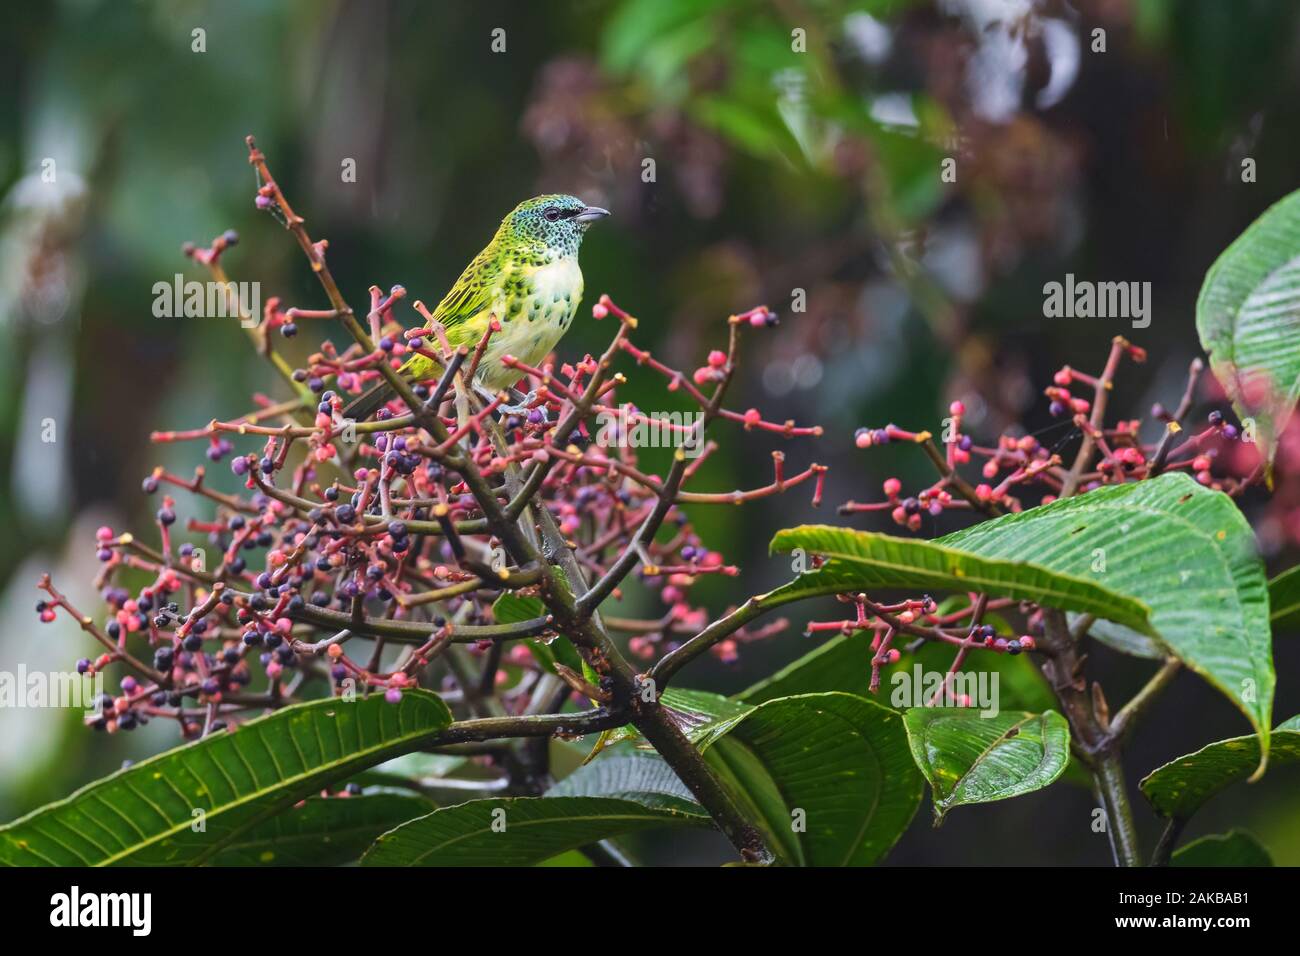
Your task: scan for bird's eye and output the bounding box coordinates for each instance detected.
[543,206,561,222]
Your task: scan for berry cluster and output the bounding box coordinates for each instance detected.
[37,141,825,741]
[803,592,1040,697]
[844,342,1264,528]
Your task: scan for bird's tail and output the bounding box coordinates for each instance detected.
[342,379,395,423]
[342,352,447,422]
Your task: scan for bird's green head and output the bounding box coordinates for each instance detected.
[501,194,609,257]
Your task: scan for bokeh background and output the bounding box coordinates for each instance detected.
[2,0,1299,864]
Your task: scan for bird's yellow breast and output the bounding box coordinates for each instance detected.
[475,256,583,390]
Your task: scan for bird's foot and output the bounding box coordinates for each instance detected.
[497,390,545,420]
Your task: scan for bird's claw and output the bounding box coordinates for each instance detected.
[497,390,543,419]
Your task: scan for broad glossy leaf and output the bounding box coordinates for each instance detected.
[769,525,1154,636]
[938,474,1274,761]
[1269,564,1300,631]
[365,752,468,781]
[703,692,923,866]
[738,632,874,704]
[491,592,584,676]
[1197,187,1300,465]
[207,794,434,866]
[606,688,753,749]
[903,709,1070,821]
[536,849,595,867]
[884,643,1092,788]
[361,796,706,866]
[0,690,452,866]
[1075,616,1166,659]
[1139,716,1300,819]
[1171,831,1272,867]
[546,755,705,817]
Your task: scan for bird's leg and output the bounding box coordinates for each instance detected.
[473,382,503,407]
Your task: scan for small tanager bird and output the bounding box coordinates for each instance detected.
[344,194,609,420]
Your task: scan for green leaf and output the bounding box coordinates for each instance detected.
[903,709,1070,822]
[1171,830,1273,867]
[1269,564,1300,631]
[546,755,705,817]
[1197,187,1300,465]
[365,751,468,781]
[884,643,1093,788]
[606,688,753,749]
[491,591,545,624]
[769,524,1155,637]
[1078,616,1166,659]
[536,849,595,867]
[360,796,706,866]
[206,794,434,866]
[1139,717,1300,819]
[738,632,874,704]
[702,692,923,866]
[937,474,1274,762]
[0,690,452,866]
[492,592,583,677]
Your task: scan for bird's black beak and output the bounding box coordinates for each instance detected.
[574,206,610,224]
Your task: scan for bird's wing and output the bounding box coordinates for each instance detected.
[430,244,505,343]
